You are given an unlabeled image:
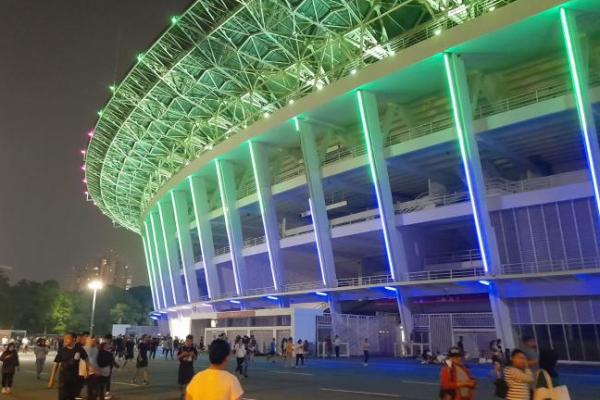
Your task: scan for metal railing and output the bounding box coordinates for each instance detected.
[501,257,600,275]
[337,274,394,287]
[423,248,482,267]
[281,280,324,292]
[405,267,485,282]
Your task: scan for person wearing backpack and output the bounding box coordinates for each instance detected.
[439,347,476,400]
[97,341,119,400]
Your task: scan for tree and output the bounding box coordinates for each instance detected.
[52,293,73,333]
[110,303,134,324]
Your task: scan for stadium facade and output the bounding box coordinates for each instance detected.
[84,0,600,360]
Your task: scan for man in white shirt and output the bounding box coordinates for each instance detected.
[186,339,243,400]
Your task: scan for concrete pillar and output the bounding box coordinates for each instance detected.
[149,213,175,307]
[248,140,284,291]
[489,285,516,350]
[444,52,515,348]
[294,118,337,287]
[396,288,413,343]
[140,229,159,310]
[561,7,600,219]
[158,201,186,305]
[171,190,201,302]
[356,90,410,281]
[188,176,220,299]
[215,159,248,296]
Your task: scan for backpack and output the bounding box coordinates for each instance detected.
[97,350,113,368]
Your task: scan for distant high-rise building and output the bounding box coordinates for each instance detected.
[71,250,133,291]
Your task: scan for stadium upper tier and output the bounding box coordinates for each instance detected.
[84,0,521,232]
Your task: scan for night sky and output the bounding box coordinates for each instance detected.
[0,0,192,286]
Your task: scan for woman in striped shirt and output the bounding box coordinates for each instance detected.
[504,349,533,400]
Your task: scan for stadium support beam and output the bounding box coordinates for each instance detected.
[215,159,248,296]
[444,52,515,349]
[171,190,201,302]
[144,220,165,309]
[396,288,413,345]
[158,201,186,305]
[561,7,600,220]
[149,212,174,307]
[141,228,159,310]
[356,90,409,281]
[444,52,499,274]
[248,141,284,291]
[188,176,220,299]
[294,117,337,288]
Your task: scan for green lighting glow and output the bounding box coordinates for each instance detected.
[83,0,494,232]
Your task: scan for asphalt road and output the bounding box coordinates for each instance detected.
[8,352,600,399]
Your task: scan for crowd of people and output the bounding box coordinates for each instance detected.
[0,329,572,400]
[438,335,566,400]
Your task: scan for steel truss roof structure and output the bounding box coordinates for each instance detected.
[85,0,515,232]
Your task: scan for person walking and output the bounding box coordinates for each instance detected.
[522,336,539,374]
[504,349,533,400]
[132,335,150,385]
[535,348,562,399]
[165,336,174,360]
[439,347,476,400]
[295,340,304,367]
[83,336,100,400]
[266,338,277,363]
[185,339,243,400]
[303,340,309,358]
[122,336,135,369]
[97,341,118,400]
[233,337,247,378]
[0,343,19,394]
[280,337,287,359]
[34,338,49,379]
[362,338,370,367]
[284,337,294,368]
[178,335,198,399]
[334,335,341,358]
[49,332,89,400]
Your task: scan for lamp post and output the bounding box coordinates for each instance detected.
[87,279,104,336]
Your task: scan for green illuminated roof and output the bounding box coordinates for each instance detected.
[85,0,514,232]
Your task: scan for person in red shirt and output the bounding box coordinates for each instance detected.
[439,347,477,400]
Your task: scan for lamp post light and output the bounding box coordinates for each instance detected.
[87,279,104,335]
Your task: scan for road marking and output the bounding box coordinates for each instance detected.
[112,381,143,387]
[401,380,438,386]
[320,388,401,398]
[271,370,314,376]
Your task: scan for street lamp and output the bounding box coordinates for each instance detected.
[87,279,104,335]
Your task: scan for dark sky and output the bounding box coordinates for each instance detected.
[0,0,192,287]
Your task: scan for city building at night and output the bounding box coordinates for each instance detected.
[84,0,600,360]
[70,250,133,291]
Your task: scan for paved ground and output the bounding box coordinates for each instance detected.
[8,352,600,399]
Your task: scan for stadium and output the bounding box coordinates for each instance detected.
[84,0,600,362]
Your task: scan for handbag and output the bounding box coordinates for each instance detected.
[533,370,571,400]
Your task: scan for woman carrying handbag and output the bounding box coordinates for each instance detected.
[533,349,570,400]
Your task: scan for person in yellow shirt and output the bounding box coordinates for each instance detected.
[284,337,295,368]
[185,339,243,400]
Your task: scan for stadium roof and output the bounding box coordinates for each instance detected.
[84,0,516,233]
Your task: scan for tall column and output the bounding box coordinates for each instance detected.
[356,90,409,281]
[150,211,176,306]
[215,159,248,296]
[444,52,515,349]
[248,140,284,291]
[396,288,413,344]
[145,218,167,308]
[561,7,600,219]
[188,176,220,299]
[171,190,201,302]
[294,117,337,287]
[140,229,159,310]
[158,200,185,305]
